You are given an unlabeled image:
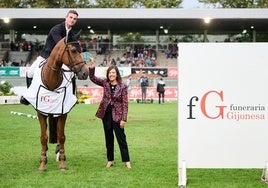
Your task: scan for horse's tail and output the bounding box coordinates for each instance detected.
[48,116,58,143]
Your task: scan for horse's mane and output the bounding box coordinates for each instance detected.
[48,38,66,63]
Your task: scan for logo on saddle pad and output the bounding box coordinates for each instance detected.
[40,95,59,103]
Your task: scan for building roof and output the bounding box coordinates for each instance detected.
[0,8,268,35]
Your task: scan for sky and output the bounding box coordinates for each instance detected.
[181,0,207,8]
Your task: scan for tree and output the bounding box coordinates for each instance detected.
[0,0,182,8]
[91,0,134,8]
[199,0,268,8]
[0,0,21,8]
[117,32,145,43]
[0,81,14,96]
[198,0,268,42]
[0,0,68,8]
[129,0,181,8]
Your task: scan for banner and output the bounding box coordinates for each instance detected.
[131,67,168,77]
[0,67,20,76]
[178,43,268,169]
[77,86,177,102]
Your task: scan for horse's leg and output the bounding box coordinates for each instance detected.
[57,114,67,170]
[37,113,48,171]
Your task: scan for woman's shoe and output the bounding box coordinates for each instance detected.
[106,161,114,168]
[125,162,131,169]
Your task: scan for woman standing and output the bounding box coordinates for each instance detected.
[89,60,131,169]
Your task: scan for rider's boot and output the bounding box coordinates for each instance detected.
[20,76,33,105]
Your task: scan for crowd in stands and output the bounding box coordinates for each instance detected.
[1,35,179,68]
[1,40,36,67]
[98,46,159,67]
[78,36,178,67]
[10,40,34,52]
[165,42,179,59]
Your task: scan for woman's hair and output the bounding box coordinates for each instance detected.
[106,65,122,83]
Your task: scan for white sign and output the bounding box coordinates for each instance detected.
[178,43,268,169]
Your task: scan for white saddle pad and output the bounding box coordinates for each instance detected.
[23,64,77,116]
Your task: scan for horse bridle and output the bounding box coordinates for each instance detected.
[46,42,86,73]
[64,42,86,74]
[42,41,87,90]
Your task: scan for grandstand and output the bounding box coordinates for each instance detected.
[2,8,267,94]
[1,47,178,89]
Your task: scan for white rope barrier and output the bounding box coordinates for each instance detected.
[10,111,38,119]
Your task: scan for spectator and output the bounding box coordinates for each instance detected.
[116,57,121,67]
[10,41,16,51]
[145,57,152,66]
[157,78,165,104]
[1,51,8,66]
[139,73,148,102]
[110,58,116,66]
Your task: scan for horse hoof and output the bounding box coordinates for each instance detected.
[38,168,47,172]
[58,167,67,171]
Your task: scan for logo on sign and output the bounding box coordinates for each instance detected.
[187,90,265,121]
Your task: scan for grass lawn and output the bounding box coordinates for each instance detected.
[0,101,266,187]
[0,101,177,188]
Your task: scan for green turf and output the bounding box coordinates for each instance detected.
[0,102,266,187]
[0,102,177,187]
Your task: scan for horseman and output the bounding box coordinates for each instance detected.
[20,10,86,171]
[21,9,80,105]
[19,9,89,171]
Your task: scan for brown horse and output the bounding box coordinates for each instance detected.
[36,37,88,171]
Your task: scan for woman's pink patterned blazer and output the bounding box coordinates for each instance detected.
[89,67,128,123]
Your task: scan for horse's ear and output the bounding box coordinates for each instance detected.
[73,29,82,41]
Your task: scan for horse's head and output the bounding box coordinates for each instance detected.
[61,41,89,80]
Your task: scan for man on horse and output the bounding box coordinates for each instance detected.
[20,10,89,171]
[21,9,80,105]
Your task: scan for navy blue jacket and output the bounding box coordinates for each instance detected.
[40,22,75,59]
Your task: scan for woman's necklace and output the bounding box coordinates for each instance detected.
[110,81,117,89]
[110,82,117,92]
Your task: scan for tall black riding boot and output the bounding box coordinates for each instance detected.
[26,76,33,88]
[72,76,76,95]
[20,76,33,105]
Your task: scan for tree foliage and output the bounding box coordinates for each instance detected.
[132,0,182,8]
[0,81,13,96]
[0,0,182,8]
[117,32,145,43]
[199,0,268,8]
[0,0,21,8]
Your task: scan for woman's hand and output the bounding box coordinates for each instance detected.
[120,120,126,129]
[89,58,95,69]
